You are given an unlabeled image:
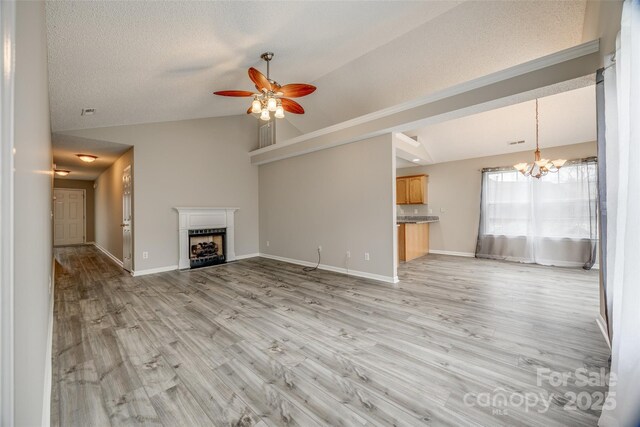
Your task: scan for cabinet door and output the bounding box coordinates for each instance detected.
[396,178,408,204]
[408,176,425,204]
[397,224,406,262]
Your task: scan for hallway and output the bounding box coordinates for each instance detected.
[51,246,608,426]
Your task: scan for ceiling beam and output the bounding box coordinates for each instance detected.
[250,40,600,165]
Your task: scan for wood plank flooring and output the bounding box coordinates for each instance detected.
[51,246,609,426]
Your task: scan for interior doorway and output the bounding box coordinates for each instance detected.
[53,188,85,246]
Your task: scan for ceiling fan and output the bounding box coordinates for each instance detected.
[213,52,316,121]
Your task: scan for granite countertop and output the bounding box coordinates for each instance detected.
[397,215,440,224]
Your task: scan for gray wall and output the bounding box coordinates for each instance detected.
[94,149,133,262]
[259,134,396,281]
[59,115,259,272]
[13,1,53,424]
[398,141,597,255]
[54,178,95,242]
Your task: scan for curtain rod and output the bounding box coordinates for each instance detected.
[480,156,597,173]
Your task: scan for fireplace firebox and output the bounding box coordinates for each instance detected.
[188,228,226,268]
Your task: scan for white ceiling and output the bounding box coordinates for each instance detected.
[402,85,596,166]
[45,1,591,134]
[52,134,131,180]
[46,1,459,131]
[290,0,589,134]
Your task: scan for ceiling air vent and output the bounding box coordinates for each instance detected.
[81,108,96,116]
[508,140,525,145]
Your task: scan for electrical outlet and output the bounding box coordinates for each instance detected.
[414,209,418,214]
[364,252,370,261]
[266,240,270,247]
[428,208,433,214]
[346,251,351,258]
[318,245,322,252]
[142,251,149,259]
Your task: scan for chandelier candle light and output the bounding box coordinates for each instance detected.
[513,99,567,179]
[214,52,316,121]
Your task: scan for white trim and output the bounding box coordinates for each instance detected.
[0,0,16,423]
[249,40,600,160]
[428,249,476,258]
[258,253,398,284]
[596,314,611,350]
[92,242,123,268]
[235,253,259,260]
[131,265,178,277]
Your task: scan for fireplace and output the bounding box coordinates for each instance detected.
[189,228,226,268]
[174,207,237,270]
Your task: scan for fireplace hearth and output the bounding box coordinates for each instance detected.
[189,228,226,268]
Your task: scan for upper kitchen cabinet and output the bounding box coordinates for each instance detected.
[396,174,428,204]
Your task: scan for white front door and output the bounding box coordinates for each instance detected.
[53,188,85,246]
[122,165,133,272]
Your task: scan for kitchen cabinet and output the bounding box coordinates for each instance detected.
[397,222,429,262]
[396,175,427,204]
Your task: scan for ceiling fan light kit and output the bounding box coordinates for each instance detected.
[513,99,566,179]
[214,52,316,121]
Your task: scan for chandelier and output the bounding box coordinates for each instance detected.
[513,99,566,178]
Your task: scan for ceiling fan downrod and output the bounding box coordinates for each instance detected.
[260,52,274,81]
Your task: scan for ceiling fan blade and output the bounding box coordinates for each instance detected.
[281,98,305,114]
[278,84,316,98]
[248,67,271,91]
[213,90,254,97]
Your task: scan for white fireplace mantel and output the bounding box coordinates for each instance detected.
[174,207,238,269]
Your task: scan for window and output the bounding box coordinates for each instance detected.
[482,162,597,239]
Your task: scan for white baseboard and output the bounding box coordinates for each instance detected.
[132,265,178,277]
[596,314,611,350]
[234,253,260,260]
[428,249,476,258]
[258,253,398,284]
[92,243,123,268]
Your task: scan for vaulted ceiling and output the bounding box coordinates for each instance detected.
[46,1,591,133]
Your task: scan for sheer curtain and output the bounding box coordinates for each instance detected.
[475,159,598,268]
[599,1,640,426]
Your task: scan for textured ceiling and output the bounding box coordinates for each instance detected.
[52,134,131,180]
[46,0,460,131]
[289,0,589,133]
[403,85,596,166]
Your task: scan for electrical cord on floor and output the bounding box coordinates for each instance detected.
[303,247,321,272]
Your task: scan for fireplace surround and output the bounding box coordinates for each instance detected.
[174,207,237,269]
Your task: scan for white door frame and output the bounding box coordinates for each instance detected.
[53,188,86,246]
[0,0,16,424]
[122,165,133,272]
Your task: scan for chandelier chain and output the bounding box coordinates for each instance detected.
[536,98,540,150]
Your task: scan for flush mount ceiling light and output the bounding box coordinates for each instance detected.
[214,52,316,121]
[412,158,421,162]
[513,99,566,179]
[76,154,98,163]
[54,169,70,176]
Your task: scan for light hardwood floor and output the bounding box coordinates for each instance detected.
[51,245,609,426]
